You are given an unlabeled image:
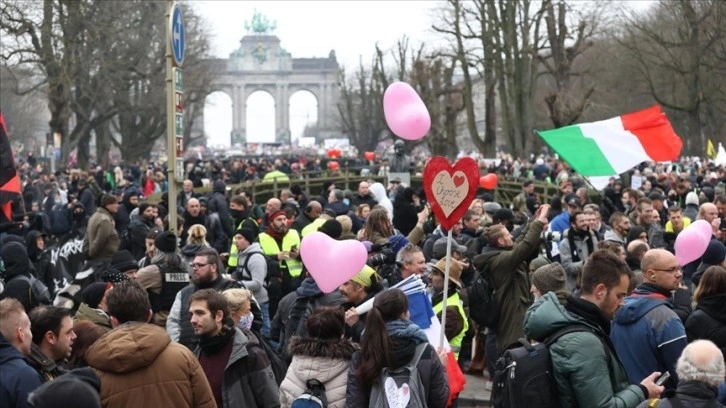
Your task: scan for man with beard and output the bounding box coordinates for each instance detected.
[473,204,549,356]
[182,198,227,253]
[189,289,279,408]
[429,258,469,361]
[128,203,158,260]
[605,212,631,247]
[341,266,384,343]
[258,211,302,313]
[27,306,76,382]
[115,190,138,236]
[167,249,240,350]
[559,210,599,293]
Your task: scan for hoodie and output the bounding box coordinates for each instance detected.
[611,284,687,389]
[234,243,269,304]
[0,335,43,408]
[0,242,39,312]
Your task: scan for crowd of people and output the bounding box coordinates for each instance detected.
[2,151,726,408]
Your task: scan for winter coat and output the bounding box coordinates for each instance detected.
[114,190,137,235]
[0,335,42,408]
[0,242,42,312]
[77,186,95,215]
[611,284,688,389]
[525,292,646,408]
[392,190,419,237]
[128,214,154,260]
[73,303,112,332]
[280,337,357,408]
[636,381,724,408]
[345,339,449,408]
[686,293,726,357]
[86,322,215,408]
[558,228,598,292]
[193,328,280,408]
[550,211,570,235]
[208,181,233,238]
[83,207,119,261]
[25,230,55,295]
[473,220,545,355]
[234,242,269,304]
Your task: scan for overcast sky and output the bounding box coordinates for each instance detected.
[193,1,654,147]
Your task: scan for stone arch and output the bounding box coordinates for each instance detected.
[203,90,233,147]
[245,89,276,144]
[288,89,319,141]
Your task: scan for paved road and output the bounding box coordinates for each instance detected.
[458,373,492,407]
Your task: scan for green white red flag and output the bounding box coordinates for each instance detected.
[537,105,682,177]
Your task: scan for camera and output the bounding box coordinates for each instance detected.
[367,242,397,268]
[540,231,561,241]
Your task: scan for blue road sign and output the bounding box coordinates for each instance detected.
[170,4,185,66]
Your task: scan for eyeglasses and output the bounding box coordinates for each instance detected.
[653,266,681,274]
[191,263,209,269]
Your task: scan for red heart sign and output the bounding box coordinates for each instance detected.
[364,151,375,161]
[423,157,479,230]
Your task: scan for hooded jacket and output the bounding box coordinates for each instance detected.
[611,284,688,389]
[280,336,357,408]
[0,335,42,408]
[25,231,54,297]
[0,242,40,312]
[524,292,646,408]
[472,220,545,354]
[86,322,215,408]
[686,293,726,357]
[73,303,112,332]
[234,242,269,304]
[115,190,137,235]
[208,180,233,237]
[193,328,280,408]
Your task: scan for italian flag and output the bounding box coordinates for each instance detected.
[537,105,682,177]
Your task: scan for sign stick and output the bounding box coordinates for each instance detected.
[439,229,453,350]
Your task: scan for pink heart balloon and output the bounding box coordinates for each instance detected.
[300,232,368,293]
[691,219,714,240]
[383,82,431,141]
[674,225,711,266]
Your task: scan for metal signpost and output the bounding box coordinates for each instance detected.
[166,1,184,233]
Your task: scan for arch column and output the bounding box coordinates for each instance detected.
[231,85,247,144]
[275,83,289,143]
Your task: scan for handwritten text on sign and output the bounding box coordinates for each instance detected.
[432,170,469,217]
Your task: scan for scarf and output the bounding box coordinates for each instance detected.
[566,229,594,262]
[265,224,285,241]
[385,319,429,345]
[631,282,672,300]
[198,324,235,355]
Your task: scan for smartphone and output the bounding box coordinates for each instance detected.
[290,245,298,251]
[655,372,670,386]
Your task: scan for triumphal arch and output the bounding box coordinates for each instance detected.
[208,12,340,144]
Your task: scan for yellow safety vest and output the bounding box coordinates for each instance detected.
[301,218,327,238]
[227,218,259,268]
[432,291,469,360]
[258,230,303,277]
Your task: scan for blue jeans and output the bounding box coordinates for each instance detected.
[486,331,498,379]
[260,302,270,339]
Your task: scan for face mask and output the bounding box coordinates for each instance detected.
[238,313,254,330]
[230,209,244,219]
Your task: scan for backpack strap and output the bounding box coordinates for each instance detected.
[240,251,265,280]
[405,343,429,371]
[544,324,612,367]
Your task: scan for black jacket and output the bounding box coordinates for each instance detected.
[0,242,41,312]
[686,293,726,357]
[636,381,724,408]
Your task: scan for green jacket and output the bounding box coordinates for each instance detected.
[524,292,645,408]
[473,220,544,355]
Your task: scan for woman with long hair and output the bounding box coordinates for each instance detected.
[346,289,449,408]
[280,307,357,407]
[686,266,726,357]
[360,207,394,245]
[181,224,211,264]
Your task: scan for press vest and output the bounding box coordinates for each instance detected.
[433,291,469,360]
[148,263,189,313]
[227,217,259,268]
[258,230,303,278]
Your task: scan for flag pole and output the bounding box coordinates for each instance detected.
[439,229,452,350]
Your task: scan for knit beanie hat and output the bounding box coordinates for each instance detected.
[702,239,726,265]
[110,250,138,273]
[82,282,109,309]
[154,231,178,253]
[529,256,551,273]
[100,194,118,207]
[531,263,567,296]
[235,228,257,244]
[319,220,342,239]
[269,210,287,221]
[27,367,102,408]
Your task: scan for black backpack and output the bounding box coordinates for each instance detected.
[15,274,53,306]
[282,295,321,360]
[290,379,328,408]
[492,324,611,408]
[246,328,288,385]
[237,252,282,289]
[467,262,513,328]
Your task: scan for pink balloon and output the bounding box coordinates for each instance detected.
[299,232,368,293]
[674,225,711,266]
[383,82,431,141]
[691,219,714,240]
